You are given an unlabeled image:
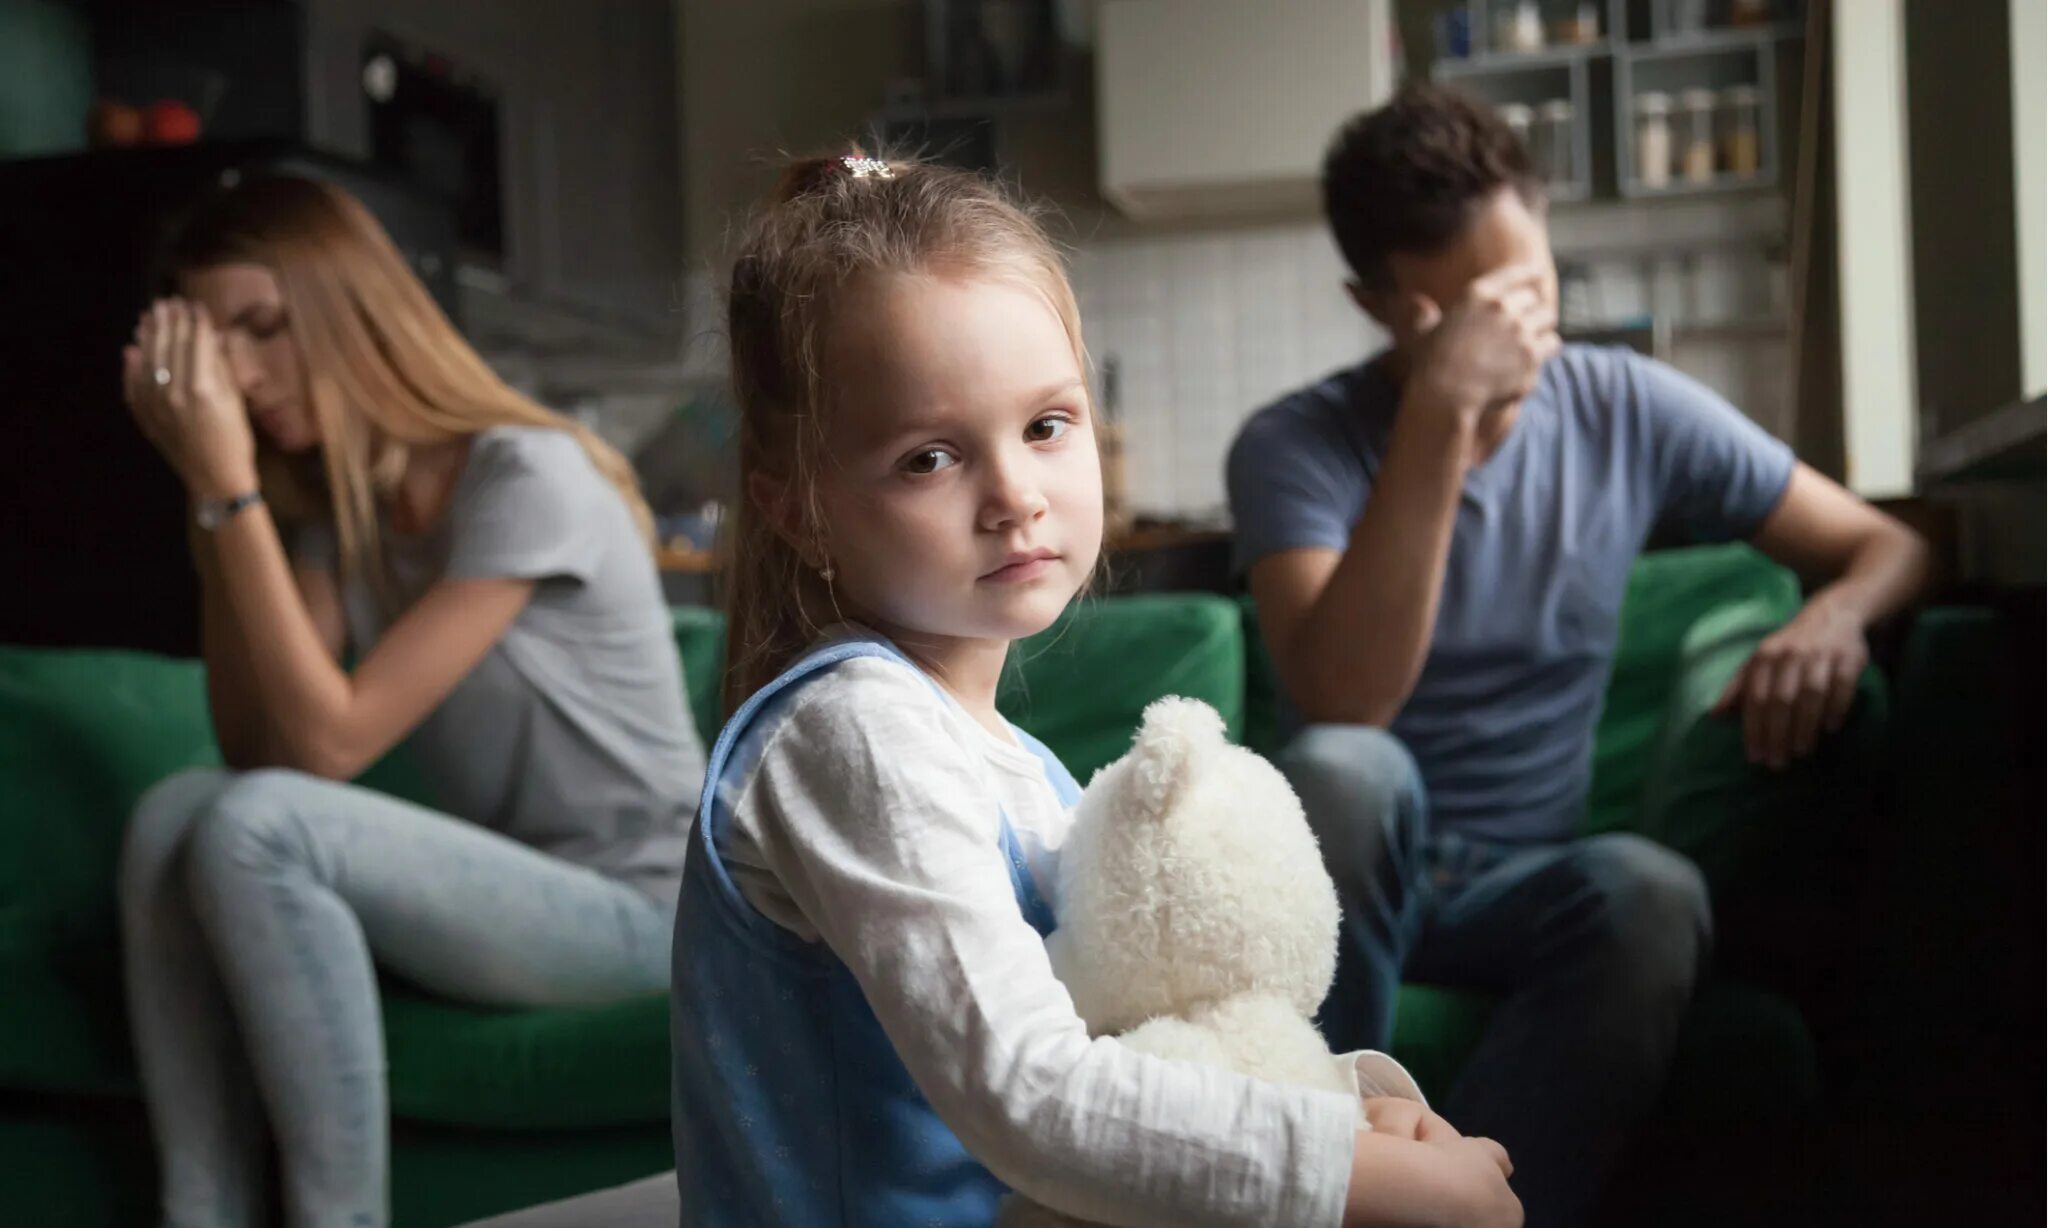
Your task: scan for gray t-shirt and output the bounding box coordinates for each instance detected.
[296,426,705,906]
[1226,345,1795,844]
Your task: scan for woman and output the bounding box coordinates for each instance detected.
[116,175,704,1228]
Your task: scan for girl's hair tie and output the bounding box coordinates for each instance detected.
[841,155,894,180]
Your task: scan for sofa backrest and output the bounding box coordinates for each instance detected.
[678,547,1814,818]
[0,552,1831,989]
[0,562,1894,1106]
[670,594,1248,786]
[998,593,1246,782]
[1233,543,1812,834]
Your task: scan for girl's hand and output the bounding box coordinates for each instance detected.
[1343,1125,1520,1228]
[1362,1095,1463,1144]
[1438,1135,1520,1227]
[123,298,259,499]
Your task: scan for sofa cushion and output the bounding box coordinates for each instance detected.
[0,647,220,1096]
[383,988,670,1128]
[0,1099,156,1227]
[0,642,672,1119]
[0,1094,674,1228]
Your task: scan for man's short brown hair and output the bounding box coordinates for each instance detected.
[1321,82,1542,289]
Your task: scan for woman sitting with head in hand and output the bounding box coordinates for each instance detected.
[116,174,704,1228]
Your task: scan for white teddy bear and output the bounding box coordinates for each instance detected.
[999,696,1424,1228]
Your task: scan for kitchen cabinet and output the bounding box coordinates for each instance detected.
[1095,0,1395,220]
[303,0,682,325]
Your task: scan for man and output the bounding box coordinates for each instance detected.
[1226,83,1930,1226]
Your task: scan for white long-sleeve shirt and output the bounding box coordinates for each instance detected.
[715,646,1365,1227]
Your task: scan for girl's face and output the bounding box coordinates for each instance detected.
[178,262,320,453]
[805,269,1103,653]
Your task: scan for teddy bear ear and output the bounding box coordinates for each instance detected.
[1124,697,1225,822]
[1141,696,1227,744]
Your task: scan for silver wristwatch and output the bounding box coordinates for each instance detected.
[195,490,265,531]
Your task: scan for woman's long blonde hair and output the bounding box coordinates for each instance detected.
[161,175,653,598]
[721,151,1086,714]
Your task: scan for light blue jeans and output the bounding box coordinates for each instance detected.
[1279,725,1712,1228]
[119,767,675,1228]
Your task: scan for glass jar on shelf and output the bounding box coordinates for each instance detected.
[1497,0,1545,53]
[1547,0,1600,45]
[1434,4,1474,59]
[1729,0,1773,27]
[1660,0,1709,36]
[1497,102,1535,152]
[1533,99,1576,189]
[1719,83,1762,177]
[1634,91,1673,188]
[1679,88,1718,183]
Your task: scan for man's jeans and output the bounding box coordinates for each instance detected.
[1280,725,1711,1228]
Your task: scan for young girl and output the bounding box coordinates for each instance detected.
[116,175,704,1227]
[669,153,1523,1227]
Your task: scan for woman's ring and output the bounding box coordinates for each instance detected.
[154,368,172,386]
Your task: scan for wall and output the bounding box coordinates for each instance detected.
[675,0,922,375]
[1830,0,1917,496]
[678,0,922,267]
[1073,220,1381,518]
[2015,0,2046,399]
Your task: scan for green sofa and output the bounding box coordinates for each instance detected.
[0,544,1880,1225]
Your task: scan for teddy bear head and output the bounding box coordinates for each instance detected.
[1045,697,1340,1037]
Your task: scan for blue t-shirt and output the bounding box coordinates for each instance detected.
[1226,345,1796,844]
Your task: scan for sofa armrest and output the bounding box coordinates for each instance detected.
[1630,598,1888,896]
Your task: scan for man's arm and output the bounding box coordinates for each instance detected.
[1248,263,1560,726]
[1714,463,1933,768]
[1250,398,1470,727]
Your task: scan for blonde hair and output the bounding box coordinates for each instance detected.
[721,151,1086,713]
[162,175,654,600]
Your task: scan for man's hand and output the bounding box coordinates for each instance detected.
[1711,594,1868,770]
[1402,261,1561,435]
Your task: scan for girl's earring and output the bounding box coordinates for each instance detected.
[819,563,835,584]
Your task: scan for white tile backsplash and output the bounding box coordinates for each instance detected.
[1071,217,1790,521]
[1073,218,1384,521]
